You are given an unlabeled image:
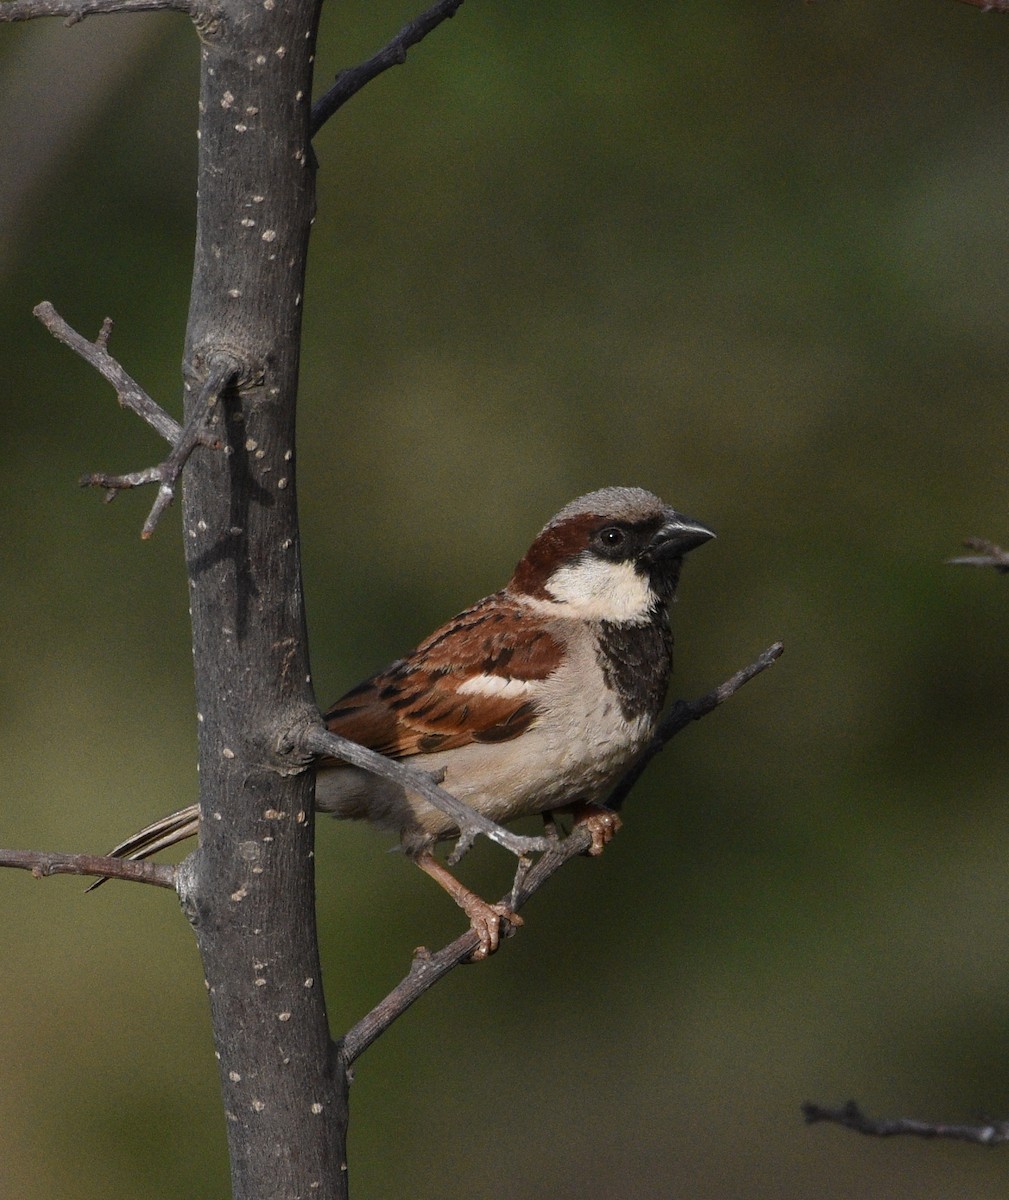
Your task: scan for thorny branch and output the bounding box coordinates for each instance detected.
[0,0,191,27]
[0,847,176,888]
[803,1100,1009,1146]
[338,642,783,1064]
[33,302,230,538]
[948,536,1009,573]
[310,0,466,135]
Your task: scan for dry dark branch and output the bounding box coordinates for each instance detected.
[311,0,466,135]
[0,0,190,22]
[338,642,783,1063]
[300,724,554,860]
[81,356,235,538]
[948,537,1009,573]
[803,1100,1009,1145]
[0,847,176,888]
[34,302,185,444]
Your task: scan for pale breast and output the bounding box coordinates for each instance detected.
[399,627,659,841]
[315,619,669,850]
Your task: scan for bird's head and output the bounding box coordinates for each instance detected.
[508,486,714,622]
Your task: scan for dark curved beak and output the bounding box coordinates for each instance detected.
[648,511,716,559]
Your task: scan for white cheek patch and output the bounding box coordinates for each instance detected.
[456,674,536,699]
[542,556,654,622]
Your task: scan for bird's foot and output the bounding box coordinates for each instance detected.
[571,804,622,856]
[412,848,524,960]
[462,896,524,961]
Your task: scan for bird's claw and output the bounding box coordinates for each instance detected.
[572,805,622,856]
[464,898,524,961]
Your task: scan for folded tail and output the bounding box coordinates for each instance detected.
[86,803,200,892]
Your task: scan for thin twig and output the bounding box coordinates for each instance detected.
[951,0,1009,13]
[0,847,176,889]
[0,0,190,23]
[311,0,466,135]
[803,1101,1009,1145]
[301,725,555,860]
[608,641,783,810]
[80,356,236,538]
[948,537,1009,574]
[34,302,185,445]
[339,827,591,1065]
[338,642,783,1064]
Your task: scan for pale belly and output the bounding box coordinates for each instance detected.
[314,677,655,849]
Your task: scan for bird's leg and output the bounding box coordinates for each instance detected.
[541,812,562,843]
[413,849,523,960]
[569,802,622,856]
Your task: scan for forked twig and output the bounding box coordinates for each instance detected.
[337,642,783,1065]
[81,357,236,538]
[33,302,233,538]
[34,302,186,444]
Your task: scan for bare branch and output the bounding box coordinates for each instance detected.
[311,0,466,136]
[948,536,1009,573]
[34,302,184,444]
[338,643,784,1063]
[0,847,176,889]
[36,299,232,536]
[803,1100,1009,1145]
[80,355,236,538]
[339,825,591,1065]
[300,724,554,859]
[951,0,1009,13]
[608,641,783,810]
[0,0,191,24]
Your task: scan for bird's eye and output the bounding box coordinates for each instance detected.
[597,526,626,549]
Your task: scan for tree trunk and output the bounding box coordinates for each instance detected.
[173,1,348,1195]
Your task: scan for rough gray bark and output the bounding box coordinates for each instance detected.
[170,1,347,1196]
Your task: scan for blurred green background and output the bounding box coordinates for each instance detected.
[3,0,1009,1195]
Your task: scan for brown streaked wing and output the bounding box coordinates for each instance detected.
[320,593,562,763]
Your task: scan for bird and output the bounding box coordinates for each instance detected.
[97,486,714,957]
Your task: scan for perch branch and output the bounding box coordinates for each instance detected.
[803,1100,1009,1145]
[81,356,236,538]
[339,827,591,1065]
[0,0,190,23]
[300,725,554,860]
[311,0,466,135]
[338,642,783,1064]
[608,640,783,810]
[0,847,176,888]
[948,537,1009,574]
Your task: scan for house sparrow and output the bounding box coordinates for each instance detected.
[98,487,714,957]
